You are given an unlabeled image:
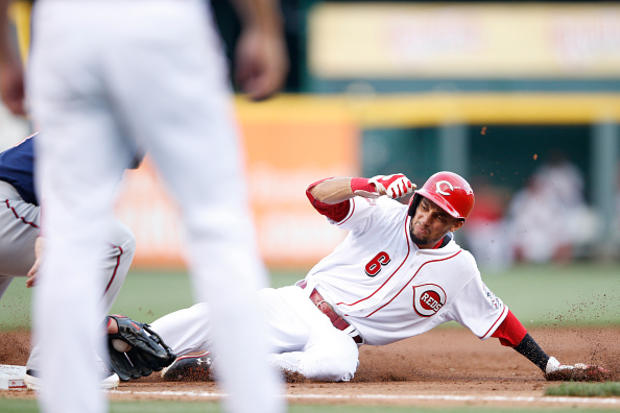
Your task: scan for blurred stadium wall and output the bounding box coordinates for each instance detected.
[2,1,619,268]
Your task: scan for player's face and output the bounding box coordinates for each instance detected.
[409,198,464,248]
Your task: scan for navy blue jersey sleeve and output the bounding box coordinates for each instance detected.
[0,134,37,205]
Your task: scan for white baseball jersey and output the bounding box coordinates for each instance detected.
[302,196,508,346]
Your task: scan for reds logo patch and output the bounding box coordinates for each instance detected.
[412,283,447,317]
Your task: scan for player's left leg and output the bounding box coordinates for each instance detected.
[100,220,135,312]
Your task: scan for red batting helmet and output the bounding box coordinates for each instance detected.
[407,171,475,220]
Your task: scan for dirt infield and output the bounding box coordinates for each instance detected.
[2,326,619,407]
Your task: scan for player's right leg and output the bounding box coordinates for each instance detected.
[101,2,284,413]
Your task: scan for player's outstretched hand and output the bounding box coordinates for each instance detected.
[545,357,611,381]
[369,174,416,200]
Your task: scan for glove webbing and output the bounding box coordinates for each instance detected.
[142,323,175,360]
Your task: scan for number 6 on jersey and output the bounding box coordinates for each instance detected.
[365,251,391,277]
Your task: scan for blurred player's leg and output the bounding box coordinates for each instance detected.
[28,3,134,411]
[104,3,284,412]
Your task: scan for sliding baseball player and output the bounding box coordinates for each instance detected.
[107,172,608,382]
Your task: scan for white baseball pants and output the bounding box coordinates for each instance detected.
[27,1,283,413]
[151,286,360,382]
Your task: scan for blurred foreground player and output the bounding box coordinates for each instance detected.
[0,133,135,389]
[1,1,288,413]
[109,173,609,383]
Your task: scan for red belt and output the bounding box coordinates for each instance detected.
[309,288,363,344]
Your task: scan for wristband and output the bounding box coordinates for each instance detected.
[513,333,550,372]
[350,177,376,194]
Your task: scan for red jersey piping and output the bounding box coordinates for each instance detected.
[5,199,39,229]
[364,249,462,318]
[481,305,509,339]
[336,214,411,307]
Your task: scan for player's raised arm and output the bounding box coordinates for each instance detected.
[308,174,416,205]
[306,174,415,222]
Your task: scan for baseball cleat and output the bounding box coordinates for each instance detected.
[161,350,212,381]
[24,369,120,390]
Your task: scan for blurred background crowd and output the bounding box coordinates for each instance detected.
[1,0,619,270]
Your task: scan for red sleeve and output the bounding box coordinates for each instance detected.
[306,178,351,222]
[491,310,527,347]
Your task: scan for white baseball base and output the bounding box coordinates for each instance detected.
[0,365,27,390]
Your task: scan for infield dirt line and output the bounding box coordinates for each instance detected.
[109,390,619,406]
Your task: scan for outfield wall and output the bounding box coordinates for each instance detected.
[116,93,620,269]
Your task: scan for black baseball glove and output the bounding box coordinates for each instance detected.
[106,315,176,381]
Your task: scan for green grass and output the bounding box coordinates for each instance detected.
[545,381,620,397]
[0,399,616,413]
[1,262,618,330]
[481,263,620,326]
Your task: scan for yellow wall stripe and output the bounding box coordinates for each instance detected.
[236,93,620,127]
[8,0,32,65]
